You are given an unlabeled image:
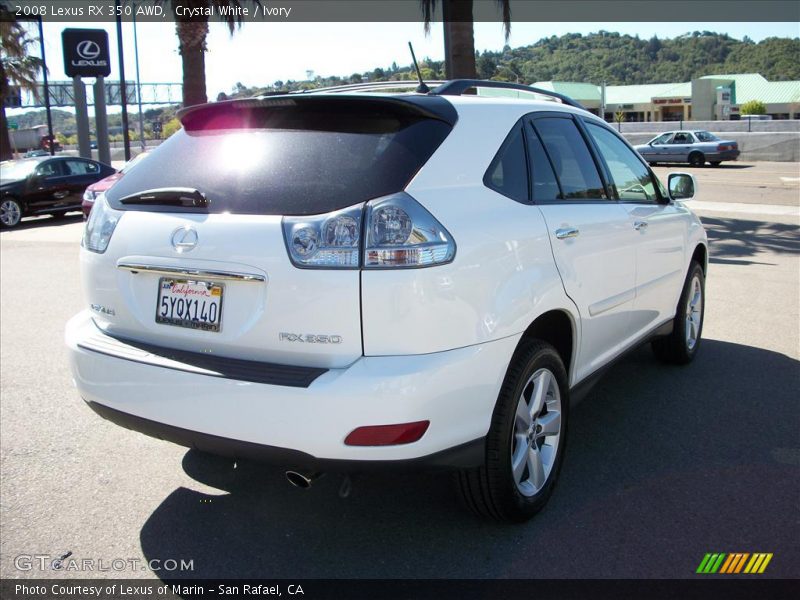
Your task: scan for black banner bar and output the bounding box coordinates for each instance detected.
[2,579,799,600]
[3,0,800,23]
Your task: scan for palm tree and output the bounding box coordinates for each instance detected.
[0,4,43,161]
[421,0,511,79]
[170,1,261,107]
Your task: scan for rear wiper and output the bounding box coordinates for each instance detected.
[120,188,208,208]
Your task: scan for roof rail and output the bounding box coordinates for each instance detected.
[293,81,448,95]
[430,79,586,110]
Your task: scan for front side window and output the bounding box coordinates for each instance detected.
[532,117,606,200]
[586,122,657,203]
[652,132,673,145]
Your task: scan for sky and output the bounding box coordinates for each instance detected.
[10,20,800,116]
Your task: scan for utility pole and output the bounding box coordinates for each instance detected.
[133,6,146,152]
[36,16,54,155]
[115,0,131,160]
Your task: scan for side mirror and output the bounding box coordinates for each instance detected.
[667,172,697,201]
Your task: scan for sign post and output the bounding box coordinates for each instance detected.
[62,28,111,160]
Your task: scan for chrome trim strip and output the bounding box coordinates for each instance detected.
[117,263,265,282]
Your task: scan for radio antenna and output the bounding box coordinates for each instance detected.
[408,42,430,94]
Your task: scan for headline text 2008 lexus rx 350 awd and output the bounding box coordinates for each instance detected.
[66,81,707,522]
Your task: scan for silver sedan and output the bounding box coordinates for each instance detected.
[634,130,740,167]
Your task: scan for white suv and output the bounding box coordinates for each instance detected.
[66,80,707,522]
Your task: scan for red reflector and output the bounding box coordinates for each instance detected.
[344,421,430,446]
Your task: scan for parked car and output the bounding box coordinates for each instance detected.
[634,130,739,167]
[24,149,50,158]
[1,157,116,228]
[82,152,149,219]
[66,81,707,522]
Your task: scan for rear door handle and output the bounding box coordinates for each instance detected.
[634,221,648,231]
[555,227,580,240]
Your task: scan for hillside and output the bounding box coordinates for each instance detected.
[9,31,799,131]
[229,32,800,96]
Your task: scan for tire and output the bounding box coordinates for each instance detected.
[0,198,23,228]
[652,261,705,365]
[710,161,721,167]
[688,152,705,167]
[455,340,569,522]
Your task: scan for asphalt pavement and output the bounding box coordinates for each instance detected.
[1,162,798,580]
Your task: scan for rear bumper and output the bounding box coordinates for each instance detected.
[705,149,740,161]
[66,310,518,467]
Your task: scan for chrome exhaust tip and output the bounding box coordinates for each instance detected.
[285,470,321,489]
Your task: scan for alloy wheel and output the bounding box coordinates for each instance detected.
[511,367,562,497]
[685,275,703,350]
[0,200,22,227]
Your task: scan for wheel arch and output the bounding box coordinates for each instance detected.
[692,242,708,274]
[688,150,705,163]
[517,309,576,382]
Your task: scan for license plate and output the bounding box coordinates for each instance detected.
[155,278,224,332]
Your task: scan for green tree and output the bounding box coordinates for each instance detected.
[162,117,182,138]
[168,1,262,107]
[420,0,510,79]
[739,100,767,115]
[0,3,43,161]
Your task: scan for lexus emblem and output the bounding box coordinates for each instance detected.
[171,226,199,252]
[76,40,101,60]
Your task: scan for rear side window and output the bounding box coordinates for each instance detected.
[525,125,561,201]
[66,160,99,175]
[484,125,529,202]
[585,123,657,203]
[106,101,452,216]
[532,117,606,200]
[35,160,63,177]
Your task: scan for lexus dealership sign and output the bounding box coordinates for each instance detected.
[62,28,111,78]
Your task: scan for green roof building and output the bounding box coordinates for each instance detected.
[531,74,800,122]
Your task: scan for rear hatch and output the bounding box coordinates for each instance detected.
[83,95,453,369]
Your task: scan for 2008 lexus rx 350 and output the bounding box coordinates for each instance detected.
[66,81,707,522]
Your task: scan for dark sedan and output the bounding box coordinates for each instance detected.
[0,157,116,228]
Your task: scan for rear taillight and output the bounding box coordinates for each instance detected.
[281,192,455,269]
[364,193,456,268]
[82,194,122,254]
[283,204,362,268]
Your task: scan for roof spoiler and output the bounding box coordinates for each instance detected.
[176,94,459,129]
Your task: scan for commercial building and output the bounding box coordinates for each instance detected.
[531,73,800,122]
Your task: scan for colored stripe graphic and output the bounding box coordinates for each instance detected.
[719,554,736,574]
[697,552,772,574]
[734,553,750,573]
[696,554,713,573]
[710,553,726,573]
[757,554,773,573]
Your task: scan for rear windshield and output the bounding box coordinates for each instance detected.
[106,101,452,216]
